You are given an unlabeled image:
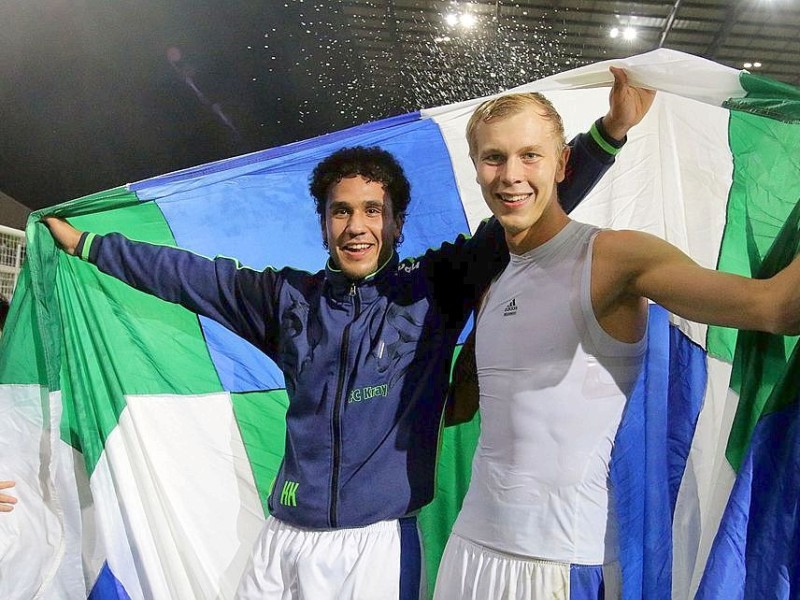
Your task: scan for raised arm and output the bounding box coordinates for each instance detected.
[595,229,800,336]
[558,67,656,214]
[43,217,279,355]
[602,66,656,142]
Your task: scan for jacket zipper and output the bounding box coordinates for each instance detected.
[329,282,360,527]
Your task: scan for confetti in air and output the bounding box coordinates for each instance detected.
[254,1,579,132]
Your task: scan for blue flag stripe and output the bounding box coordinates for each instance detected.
[612,305,708,599]
[88,562,133,600]
[131,112,424,194]
[695,396,800,599]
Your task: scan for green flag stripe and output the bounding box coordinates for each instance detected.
[707,93,800,471]
[725,200,800,471]
[28,186,140,390]
[417,343,481,590]
[0,264,47,385]
[419,413,480,590]
[231,390,290,515]
[28,191,224,474]
[724,71,800,124]
[708,111,800,363]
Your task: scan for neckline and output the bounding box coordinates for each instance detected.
[510,220,579,263]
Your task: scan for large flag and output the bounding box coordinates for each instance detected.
[1,48,798,599]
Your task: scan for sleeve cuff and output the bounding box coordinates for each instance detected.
[75,232,97,261]
[589,118,625,157]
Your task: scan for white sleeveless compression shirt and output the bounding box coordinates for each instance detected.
[452,220,647,564]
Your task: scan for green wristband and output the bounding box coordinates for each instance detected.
[590,122,622,156]
[80,232,97,261]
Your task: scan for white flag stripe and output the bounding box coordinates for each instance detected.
[0,386,85,599]
[93,392,264,598]
[671,358,739,597]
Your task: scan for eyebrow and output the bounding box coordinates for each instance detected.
[480,144,546,156]
[328,199,385,210]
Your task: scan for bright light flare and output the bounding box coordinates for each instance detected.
[460,13,476,28]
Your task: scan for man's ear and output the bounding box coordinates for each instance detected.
[394,216,405,242]
[555,145,571,184]
[320,216,329,249]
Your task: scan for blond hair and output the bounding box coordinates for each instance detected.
[466,92,566,157]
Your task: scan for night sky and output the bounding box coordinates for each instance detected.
[0,1,572,210]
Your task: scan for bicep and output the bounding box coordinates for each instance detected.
[630,235,769,330]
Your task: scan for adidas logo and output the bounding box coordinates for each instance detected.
[503,298,518,316]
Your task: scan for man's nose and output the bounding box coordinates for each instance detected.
[501,158,524,184]
[345,211,367,234]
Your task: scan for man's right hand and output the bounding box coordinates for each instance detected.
[602,66,656,142]
[43,217,83,256]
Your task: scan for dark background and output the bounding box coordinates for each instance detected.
[2,0,798,211]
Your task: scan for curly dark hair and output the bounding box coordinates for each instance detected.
[309,146,412,222]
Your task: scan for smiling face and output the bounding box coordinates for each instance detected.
[472,104,570,254]
[323,174,403,280]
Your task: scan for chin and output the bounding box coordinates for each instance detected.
[496,216,527,234]
[341,263,376,280]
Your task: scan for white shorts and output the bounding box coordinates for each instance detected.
[433,533,621,600]
[235,515,425,600]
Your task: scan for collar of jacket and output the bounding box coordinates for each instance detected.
[324,251,400,301]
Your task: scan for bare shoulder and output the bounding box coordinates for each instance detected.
[592,229,660,266]
[591,229,684,297]
[594,228,659,249]
[588,229,651,331]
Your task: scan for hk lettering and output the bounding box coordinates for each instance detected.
[280,481,299,507]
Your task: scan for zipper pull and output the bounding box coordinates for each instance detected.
[349,282,357,296]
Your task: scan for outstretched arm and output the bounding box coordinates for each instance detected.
[42,216,279,356]
[595,229,800,336]
[0,481,16,513]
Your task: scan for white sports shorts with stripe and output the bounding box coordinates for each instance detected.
[433,533,621,600]
[235,515,425,599]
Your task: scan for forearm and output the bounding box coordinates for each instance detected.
[765,255,800,335]
[640,259,797,335]
[558,119,624,214]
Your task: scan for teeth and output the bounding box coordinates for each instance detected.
[345,244,371,250]
[499,193,530,203]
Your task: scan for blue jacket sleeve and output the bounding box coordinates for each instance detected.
[421,217,509,326]
[558,118,625,214]
[79,232,279,355]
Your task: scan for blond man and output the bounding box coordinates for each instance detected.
[434,83,800,599]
